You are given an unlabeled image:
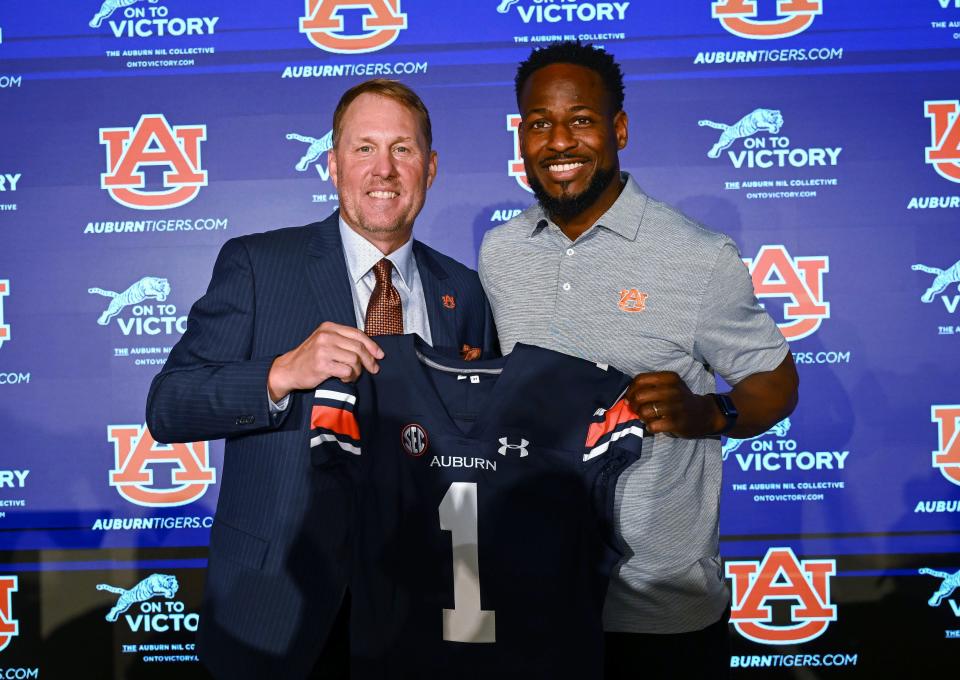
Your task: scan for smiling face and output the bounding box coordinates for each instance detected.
[518,62,627,238]
[328,92,438,253]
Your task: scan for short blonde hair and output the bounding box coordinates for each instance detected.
[332,79,432,149]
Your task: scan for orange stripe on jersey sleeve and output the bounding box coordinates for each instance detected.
[311,405,360,440]
[585,399,641,448]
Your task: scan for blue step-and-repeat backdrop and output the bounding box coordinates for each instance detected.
[1,1,959,677]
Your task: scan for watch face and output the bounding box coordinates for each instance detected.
[713,394,738,436]
[718,394,738,418]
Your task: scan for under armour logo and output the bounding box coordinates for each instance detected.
[498,437,529,457]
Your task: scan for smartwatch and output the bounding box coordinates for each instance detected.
[710,393,739,435]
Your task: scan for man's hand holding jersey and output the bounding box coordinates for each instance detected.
[267,321,384,402]
[626,353,798,440]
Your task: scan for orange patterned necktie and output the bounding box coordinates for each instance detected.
[364,258,403,336]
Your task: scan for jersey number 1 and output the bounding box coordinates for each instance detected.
[438,481,496,643]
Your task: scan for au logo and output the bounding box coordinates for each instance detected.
[931,405,960,487]
[300,0,407,54]
[506,114,532,193]
[726,547,837,644]
[100,113,207,210]
[618,289,648,313]
[925,100,960,184]
[108,424,215,507]
[0,280,9,351]
[712,0,822,40]
[744,245,829,341]
[0,576,17,653]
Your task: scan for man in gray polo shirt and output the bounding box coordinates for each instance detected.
[479,42,799,677]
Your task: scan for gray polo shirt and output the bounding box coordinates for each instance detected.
[479,174,788,634]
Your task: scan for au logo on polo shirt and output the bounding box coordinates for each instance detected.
[618,289,648,313]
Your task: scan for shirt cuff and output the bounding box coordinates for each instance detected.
[268,391,290,413]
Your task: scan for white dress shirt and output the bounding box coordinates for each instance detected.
[338,217,432,344]
[269,218,433,412]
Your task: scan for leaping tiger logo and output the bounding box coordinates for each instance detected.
[912,260,960,303]
[88,276,171,325]
[89,0,161,29]
[699,108,784,159]
[919,567,960,607]
[722,418,792,461]
[97,574,179,622]
[287,131,334,173]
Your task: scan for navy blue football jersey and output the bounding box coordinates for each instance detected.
[309,335,644,679]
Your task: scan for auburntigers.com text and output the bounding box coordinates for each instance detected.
[84,218,228,234]
[283,61,429,78]
[0,670,39,680]
[732,653,858,668]
[695,47,844,64]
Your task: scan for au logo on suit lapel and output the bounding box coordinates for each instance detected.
[414,245,457,351]
[422,282,457,351]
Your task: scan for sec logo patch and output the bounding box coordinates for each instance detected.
[401,423,429,457]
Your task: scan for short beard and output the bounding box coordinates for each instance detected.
[356,218,404,236]
[528,165,618,224]
[339,193,410,237]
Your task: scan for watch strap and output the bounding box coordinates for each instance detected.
[711,393,738,435]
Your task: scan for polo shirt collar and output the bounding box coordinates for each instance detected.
[527,172,648,242]
[339,216,416,291]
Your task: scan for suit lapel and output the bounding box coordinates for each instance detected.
[305,213,357,328]
[414,241,457,351]
[303,223,459,346]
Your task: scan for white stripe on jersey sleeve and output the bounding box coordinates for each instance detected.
[310,433,361,455]
[314,389,357,405]
[583,425,645,462]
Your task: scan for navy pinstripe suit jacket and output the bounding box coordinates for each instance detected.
[146,212,497,679]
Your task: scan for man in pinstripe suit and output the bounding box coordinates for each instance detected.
[146,79,497,680]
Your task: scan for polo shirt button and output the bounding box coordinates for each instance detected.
[562,282,571,291]
[566,248,575,256]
